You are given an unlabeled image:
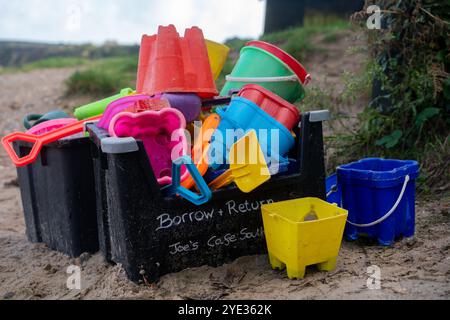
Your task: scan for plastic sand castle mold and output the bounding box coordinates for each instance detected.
[262,197,348,279]
[97,94,153,130]
[136,25,218,98]
[123,97,170,113]
[108,109,189,185]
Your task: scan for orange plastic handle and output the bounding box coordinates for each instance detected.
[1,115,101,167]
[181,113,221,189]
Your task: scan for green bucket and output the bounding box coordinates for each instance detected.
[220,46,304,103]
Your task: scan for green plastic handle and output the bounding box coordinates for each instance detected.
[73,88,135,120]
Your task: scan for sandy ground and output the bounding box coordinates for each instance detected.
[0,32,449,300]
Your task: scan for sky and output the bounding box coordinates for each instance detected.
[0,0,266,44]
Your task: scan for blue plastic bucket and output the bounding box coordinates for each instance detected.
[208,97,295,170]
[336,158,419,246]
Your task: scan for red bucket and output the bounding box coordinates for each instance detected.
[237,84,300,130]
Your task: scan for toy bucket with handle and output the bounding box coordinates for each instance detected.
[335,158,419,246]
[220,46,305,103]
[246,40,311,85]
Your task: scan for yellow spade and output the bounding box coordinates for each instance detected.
[208,130,271,193]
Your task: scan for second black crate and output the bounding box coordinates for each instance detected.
[14,136,99,257]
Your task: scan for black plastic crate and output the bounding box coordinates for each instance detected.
[14,137,99,257]
[87,110,329,283]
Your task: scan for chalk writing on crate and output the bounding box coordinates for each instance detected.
[156,199,274,231]
[169,227,265,255]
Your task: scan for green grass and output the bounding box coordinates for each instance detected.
[65,55,137,96]
[260,19,350,62]
[0,56,89,74]
[22,56,89,70]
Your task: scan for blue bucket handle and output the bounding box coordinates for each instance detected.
[346,175,410,228]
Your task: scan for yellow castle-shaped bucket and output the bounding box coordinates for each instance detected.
[261,197,348,279]
[206,40,230,80]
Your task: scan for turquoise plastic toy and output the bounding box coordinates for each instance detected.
[162,156,212,205]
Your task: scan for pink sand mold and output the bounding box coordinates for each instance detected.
[108,108,189,186]
[26,118,78,136]
[98,94,153,130]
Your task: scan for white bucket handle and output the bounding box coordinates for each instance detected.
[329,174,410,228]
[225,75,300,83]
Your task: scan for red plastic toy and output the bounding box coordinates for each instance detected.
[136,25,218,98]
[237,84,300,130]
[245,40,311,85]
[2,115,102,167]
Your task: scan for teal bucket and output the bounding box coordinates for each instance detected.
[220,46,305,103]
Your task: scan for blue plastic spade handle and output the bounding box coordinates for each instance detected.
[162,156,212,205]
